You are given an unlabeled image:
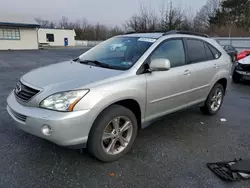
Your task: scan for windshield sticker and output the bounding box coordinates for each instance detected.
[138,38,156,43]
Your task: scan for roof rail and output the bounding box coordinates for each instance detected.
[163,30,209,38]
[125,30,164,35]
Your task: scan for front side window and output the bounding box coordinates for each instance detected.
[150,39,186,68]
[186,39,207,64]
[78,37,155,70]
[224,45,229,50]
[229,45,235,51]
[0,28,20,40]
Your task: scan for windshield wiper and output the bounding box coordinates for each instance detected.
[79,60,115,69]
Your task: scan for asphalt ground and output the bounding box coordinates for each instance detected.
[0,49,250,188]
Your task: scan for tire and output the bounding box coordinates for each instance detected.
[87,105,138,162]
[200,83,225,115]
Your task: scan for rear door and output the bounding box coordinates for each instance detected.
[184,38,221,106]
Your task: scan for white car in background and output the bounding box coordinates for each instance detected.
[233,54,250,82]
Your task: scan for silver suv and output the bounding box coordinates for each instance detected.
[7,31,231,162]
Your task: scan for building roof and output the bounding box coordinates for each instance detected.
[0,13,40,28]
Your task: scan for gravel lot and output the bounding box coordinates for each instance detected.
[0,49,250,188]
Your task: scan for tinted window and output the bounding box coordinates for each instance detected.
[186,39,207,63]
[150,39,185,68]
[229,45,236,51]
[207,43,221,59]
[204,43,215,60]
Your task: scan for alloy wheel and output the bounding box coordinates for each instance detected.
[101,116,133,155]
[210,88,223,112]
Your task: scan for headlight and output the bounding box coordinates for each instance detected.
[40,90,89,111]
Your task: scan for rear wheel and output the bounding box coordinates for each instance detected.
[200,83,224,115]
[88,105,138,162]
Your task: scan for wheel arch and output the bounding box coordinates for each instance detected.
[92,98,143,131]
[216,78,227,93]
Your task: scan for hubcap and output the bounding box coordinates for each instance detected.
[211,88,223,112]
[102,116,133,155]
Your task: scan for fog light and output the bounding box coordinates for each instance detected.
[42,125,52,136]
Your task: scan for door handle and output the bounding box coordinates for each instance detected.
[184,70,191,75]
[213,64,219,69]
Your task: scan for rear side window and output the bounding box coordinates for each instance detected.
[186,39,207,64]
[204,43,215,60]
[207,43,221,59]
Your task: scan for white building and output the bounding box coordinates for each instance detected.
[38,28,76,47]
[0,13,40,50]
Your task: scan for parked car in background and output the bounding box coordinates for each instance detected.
[237,50,250,61]
[233,54,250,83]
[6,30,231,162]
[223,45,238,62]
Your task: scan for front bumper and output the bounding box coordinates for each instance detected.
[6,91,94,147]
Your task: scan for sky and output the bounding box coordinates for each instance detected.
[0,0,207,26]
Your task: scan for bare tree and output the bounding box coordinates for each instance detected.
[35,18,56,28]
[58,16,71,29]
[159,1,184,31]
[193,0,220,31]
[124,4,158,32]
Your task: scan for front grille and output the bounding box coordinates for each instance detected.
[241,64,250,72]
[8,106,27,122]
[14,81,40,101]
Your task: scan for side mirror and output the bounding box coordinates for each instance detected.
[149,59,171,71]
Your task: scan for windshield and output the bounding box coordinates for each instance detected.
[78,37,156,70]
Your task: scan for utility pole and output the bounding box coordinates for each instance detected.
[229,23,232,45]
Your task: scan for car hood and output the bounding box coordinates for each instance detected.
[239,55,250,65]
[21,61,125,89]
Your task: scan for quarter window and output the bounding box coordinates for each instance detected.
[186,39,207,64]
[204,43,215,60]
[0,28,20,40]
[207,43,221,59]
[150,39,186,68]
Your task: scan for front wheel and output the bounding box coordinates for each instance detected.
[200,83,225,115]
[88,105,138,162]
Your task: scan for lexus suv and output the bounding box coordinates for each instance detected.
[7,30,231,162]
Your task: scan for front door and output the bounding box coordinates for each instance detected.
[145,38,192,122]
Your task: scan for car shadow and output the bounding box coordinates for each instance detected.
[7,106,209,163]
